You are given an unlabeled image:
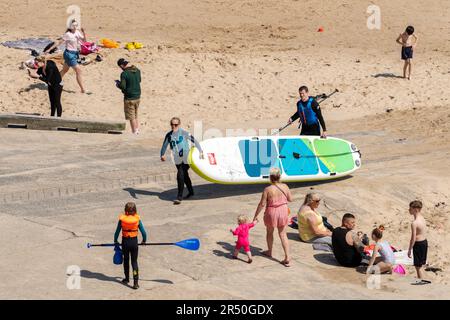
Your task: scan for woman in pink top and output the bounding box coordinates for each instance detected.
[230,215,257,263]
[253,168,293,267]
[45,19,87,93]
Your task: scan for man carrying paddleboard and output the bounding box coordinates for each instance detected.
[114,202,147,289]
[160,117,204,205]
[287,86,327,138]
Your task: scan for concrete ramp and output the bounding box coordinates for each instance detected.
[0,113,125,134]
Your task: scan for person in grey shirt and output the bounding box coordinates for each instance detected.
[160,117,204,204]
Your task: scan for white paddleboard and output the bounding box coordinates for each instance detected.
[188,135,361,184]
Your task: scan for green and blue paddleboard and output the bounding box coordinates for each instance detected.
[188,136,361,184]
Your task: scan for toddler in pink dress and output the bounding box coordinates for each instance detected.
[230,215,258,263]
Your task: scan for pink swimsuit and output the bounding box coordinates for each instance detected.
[264,197,289,228]
[232,223,255,252]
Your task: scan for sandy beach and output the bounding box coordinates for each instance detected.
[0,0,449,299]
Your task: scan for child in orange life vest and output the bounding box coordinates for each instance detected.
[114,202,147,289]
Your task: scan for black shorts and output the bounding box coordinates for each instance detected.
[300,123,321,136]
[401,46,413,60]
[413,239,428,267]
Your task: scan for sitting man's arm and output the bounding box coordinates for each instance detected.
[351,232,366,253]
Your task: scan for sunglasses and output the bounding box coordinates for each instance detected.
[170,123,180,126]
[313,199,321,203]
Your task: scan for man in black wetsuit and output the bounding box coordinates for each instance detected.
[287,86,327,137]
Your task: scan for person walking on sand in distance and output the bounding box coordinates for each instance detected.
[253,168,292,267]
[408,200,431,285]
[287,86,328,138]
[396,26,418,80]
[44,19,87,93]
[160,117,204,205]
[27,56,63,117]
[116,58,142,134]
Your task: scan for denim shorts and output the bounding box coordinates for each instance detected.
[63,49,79,67]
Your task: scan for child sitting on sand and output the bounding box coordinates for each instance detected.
[366,225,395,274]
[396,25,418,80]
[230,215,257,263]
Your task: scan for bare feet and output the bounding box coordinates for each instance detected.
[261,250,272,258]
[280,259,291,267]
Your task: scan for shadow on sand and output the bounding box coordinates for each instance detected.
[372,73,404,79]
[80,270,174,286]
[19,83,48,93]
[313,253,341,267]
[213,241,264,261]
[123,176,353,202]
[80,270,122,284]
[287,232,301,242]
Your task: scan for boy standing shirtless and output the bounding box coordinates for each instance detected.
[396,26,418,80]
[408,200,431,285]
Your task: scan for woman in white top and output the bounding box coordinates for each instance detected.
[45,19,86,93]
[367,225,395,274]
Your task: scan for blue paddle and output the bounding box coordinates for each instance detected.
[87,238,200,251]
[113,244,123,265]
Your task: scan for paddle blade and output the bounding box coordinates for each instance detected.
[87,243,92,249]
[174,238,200,251]
[113,246,123,265]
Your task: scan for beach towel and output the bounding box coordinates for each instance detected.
[289,216,298,229]
[393,250,414,266]
[312,243,333,252]
[100,38,120,48]
[1,38,64,52]
[80,41,99,55]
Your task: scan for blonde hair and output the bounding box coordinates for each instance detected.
[35,56,46,63]
[303,192,319,205]
[170,117,181,124]
[237,214,249,225]
[269,167,281,183]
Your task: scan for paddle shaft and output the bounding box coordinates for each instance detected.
[140,243,174,246]
[273,89,339,135]
[88,242,175,247]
